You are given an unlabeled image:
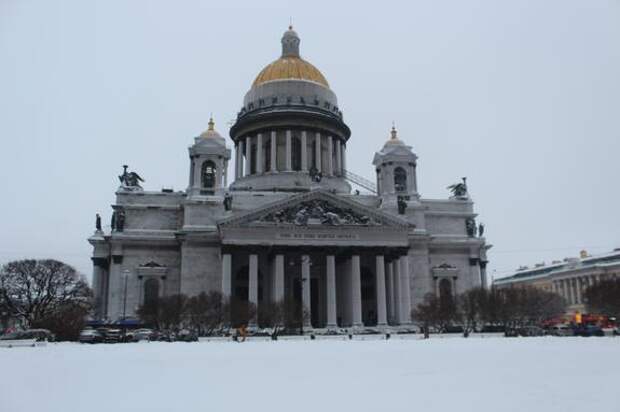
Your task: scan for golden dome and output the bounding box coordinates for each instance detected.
[199,116,223,139]
[252,56,329,88]
[385,125,404,146]
[252,26,330,88]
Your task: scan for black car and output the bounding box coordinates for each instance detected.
[574,325,604,337]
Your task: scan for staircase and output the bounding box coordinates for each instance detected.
[342,169,377,194]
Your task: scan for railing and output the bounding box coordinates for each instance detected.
[342,169,377,194]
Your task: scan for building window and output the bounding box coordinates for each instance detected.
[394,167,407,192]
[202,160,217,188]
[439,278,452,301]
[292,135,302,171]
[144,278,159,306]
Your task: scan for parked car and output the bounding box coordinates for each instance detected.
[157,331,177,342]
[574,325,604,337]
[548,324,573,337]
[79,329,104,344]
[131,328,154,342]
[177,329,198,342]
[0,329,54,347]
[101,328,122,343]
[518,326,545,337]
[22,329,55,342]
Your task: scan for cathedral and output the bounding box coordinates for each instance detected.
[89,27,490,331]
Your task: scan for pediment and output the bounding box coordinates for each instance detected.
[218,189,410,229]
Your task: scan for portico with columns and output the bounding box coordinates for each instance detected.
[218,190,413,329]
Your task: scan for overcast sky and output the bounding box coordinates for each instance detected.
[1,0,619,282]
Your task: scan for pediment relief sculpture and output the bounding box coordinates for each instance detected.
[259,200,378,226]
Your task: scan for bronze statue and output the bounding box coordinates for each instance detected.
[397,196,407,215]
[309,167,322,183]
[223,193,233,211]
[116,209,126,232]
[448,177,468,198]
[95,213,102,231]
[478,222,485,237]
[118,165,145,188]
[465,217,476,237]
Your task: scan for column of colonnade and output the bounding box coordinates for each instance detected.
[220,250,411,329]
[233,132,347,179]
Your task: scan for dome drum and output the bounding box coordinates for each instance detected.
[230,108,350,144]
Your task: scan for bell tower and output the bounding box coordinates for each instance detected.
[187,117,231,198]
[372,125,419,201]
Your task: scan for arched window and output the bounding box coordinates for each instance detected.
[439,278,453,301]
[394,167,407,192]
[202,160,217,188]
[264,136,271,172]
[144,278,159,306]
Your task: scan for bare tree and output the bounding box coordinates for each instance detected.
[411,293,439,338]
[0,259,92,328]
[137,294,189,332]
[228,297,257,328]
[186,291,227,336]
[458,287,485,337]
[584,279,620,317]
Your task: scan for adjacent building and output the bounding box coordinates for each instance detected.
[89,27,490,330]
[494,249,620,313]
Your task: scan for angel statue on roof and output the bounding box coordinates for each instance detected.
[447,177,468,199]
[118,165,145,190]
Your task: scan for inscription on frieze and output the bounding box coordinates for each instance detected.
[277,232,359,240]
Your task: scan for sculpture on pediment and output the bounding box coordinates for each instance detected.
[294,207,309,225]
[448,177,468,198]
[118,165,144,190]
[261,199,377,226]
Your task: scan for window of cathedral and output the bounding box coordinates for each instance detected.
[265,135,272,172]
[202,160,217,189]
[439,278,453,302]
[144,278,159,306]
[292,134,302,171]
[394,167,407,193]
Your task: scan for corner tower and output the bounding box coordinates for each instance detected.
[229,27,351,193]
[373,126,419,201]
[187,117,231,198]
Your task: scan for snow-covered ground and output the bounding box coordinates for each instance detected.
[1,337,618,412]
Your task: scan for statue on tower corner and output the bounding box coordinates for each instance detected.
[478,222,485,237]
[448,177,468,199]
[223,192,233,211]
[118,165,145,190]
[465,217,477,237]
[95,213,102,232]
[397,196,407,215]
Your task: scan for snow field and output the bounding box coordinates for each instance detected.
[1,337,618,412]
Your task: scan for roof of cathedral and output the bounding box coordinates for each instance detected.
[252,26,329,88]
